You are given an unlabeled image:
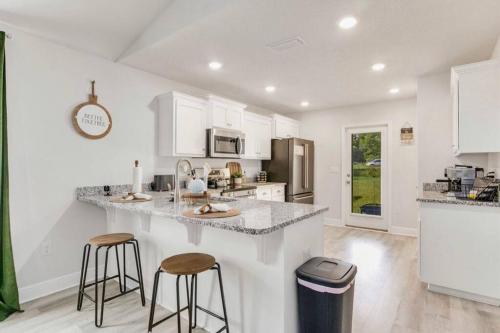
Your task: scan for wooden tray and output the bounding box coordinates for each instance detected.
[110,197,152,203]
[182,208,240,219]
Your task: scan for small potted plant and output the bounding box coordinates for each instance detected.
[231,171,243,185]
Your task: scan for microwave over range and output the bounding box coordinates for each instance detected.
[206,127,245,158]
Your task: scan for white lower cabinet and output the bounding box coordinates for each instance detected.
[256,184,286,202]
[256,187,272,200]
[419,203,500,305]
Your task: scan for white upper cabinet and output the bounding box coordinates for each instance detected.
[452,60,500,155]
[272,113,300,139]
[243,112,272,160]
[207,95,246,130]
[158,92,207,157]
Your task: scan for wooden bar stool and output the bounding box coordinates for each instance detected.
[148,253,229,333]
[77,233,146,327]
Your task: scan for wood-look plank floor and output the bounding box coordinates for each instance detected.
[2,226,499,332]
[325,226,500,333]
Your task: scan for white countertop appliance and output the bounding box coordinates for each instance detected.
[208,168,231,188]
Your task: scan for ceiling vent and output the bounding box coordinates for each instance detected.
[267,36,305,52]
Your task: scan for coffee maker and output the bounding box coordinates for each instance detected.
[437,165,477,197]
[207,168,231,189]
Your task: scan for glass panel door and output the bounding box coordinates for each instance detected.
[351,132,381,216]
[344,126,388,231]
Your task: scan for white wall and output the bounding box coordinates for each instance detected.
[492,36,500,59]
[3,24,266,297]
[296,98,418,231]
[416,72,489,188]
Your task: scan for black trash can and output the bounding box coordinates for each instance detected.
[296,257,357,333]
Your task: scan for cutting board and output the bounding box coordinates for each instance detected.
[226,162,242,176]
[182,208,240,219]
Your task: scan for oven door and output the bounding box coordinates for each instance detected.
[207,128,245,158]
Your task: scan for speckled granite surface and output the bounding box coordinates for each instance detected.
[418,191,500,207]
[76,184,152,199]
[77,190,328,235]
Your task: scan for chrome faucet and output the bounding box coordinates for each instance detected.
[174,159,193,203]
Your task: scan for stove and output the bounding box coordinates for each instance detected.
[220,185,257,198]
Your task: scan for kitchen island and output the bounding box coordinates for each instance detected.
[77,187,328,333]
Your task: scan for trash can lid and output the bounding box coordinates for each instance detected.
[296,257,357,288]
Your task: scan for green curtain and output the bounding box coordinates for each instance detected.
[0,31,20,321]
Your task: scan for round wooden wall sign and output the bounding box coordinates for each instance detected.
[72,81,112,139]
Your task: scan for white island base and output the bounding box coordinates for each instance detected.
[104,209,324,333]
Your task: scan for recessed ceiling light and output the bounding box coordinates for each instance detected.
[208,61,223,70]
[389,87,400,94]
[301,101,310,107]
[372,63,386,72]
[338,16,358,30]
[265,86,276,93]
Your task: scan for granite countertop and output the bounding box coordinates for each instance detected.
[417,191,500,207]
[77,189,328,235]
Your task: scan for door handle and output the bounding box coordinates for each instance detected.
[304,144,309,189]
[235,136,241,155]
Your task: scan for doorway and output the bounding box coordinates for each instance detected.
[342,125,389,230]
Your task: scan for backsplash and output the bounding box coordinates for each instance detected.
[154,157,263,181]
[422,182,449,192]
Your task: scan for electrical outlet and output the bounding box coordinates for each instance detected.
[41,241,52,256]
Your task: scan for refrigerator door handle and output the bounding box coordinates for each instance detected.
[304,144,309,189]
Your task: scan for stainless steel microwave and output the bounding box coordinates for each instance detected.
[206,128,245,158]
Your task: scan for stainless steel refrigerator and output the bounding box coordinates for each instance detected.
[262,138,314,204]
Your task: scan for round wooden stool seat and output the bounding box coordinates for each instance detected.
[89,233,134,246]
[161,253,216,275]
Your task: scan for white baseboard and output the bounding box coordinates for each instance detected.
[19,265,104,304]
[389,226,417,237]
[428,283,500,306]
[323,217,343,226]
[325,218,417,237]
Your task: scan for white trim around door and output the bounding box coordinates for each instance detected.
[341,123,392,231]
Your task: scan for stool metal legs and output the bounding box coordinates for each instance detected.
[77,244,91,311]
[131,239,146,305]
[213,263,230,333]
[148,270,191,332]
[77,240,145,328]
[148,262,230,333]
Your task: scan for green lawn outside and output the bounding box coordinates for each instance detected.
[351,163,381,214]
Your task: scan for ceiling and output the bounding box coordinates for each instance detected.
[1,0,500,113]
